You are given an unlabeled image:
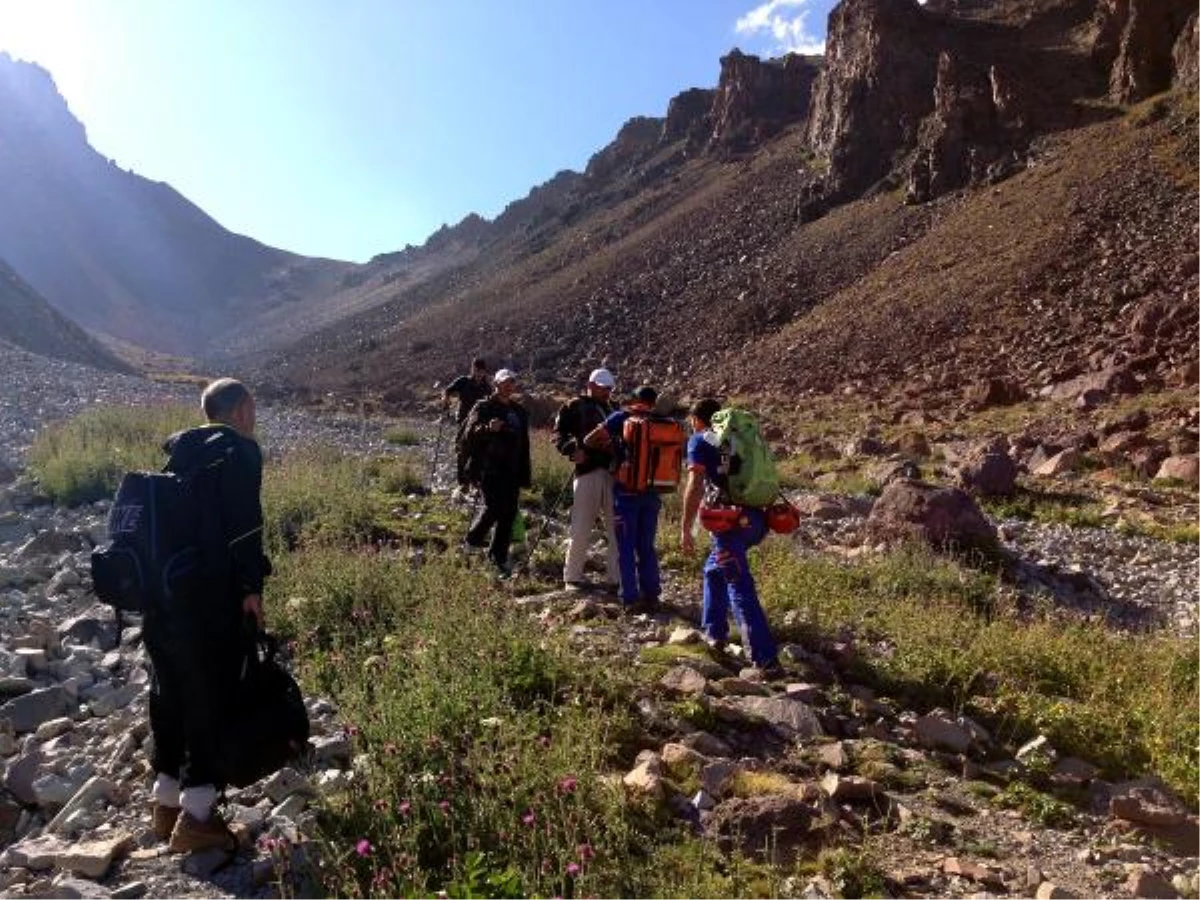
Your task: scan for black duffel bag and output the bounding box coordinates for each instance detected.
[216,629,311,788]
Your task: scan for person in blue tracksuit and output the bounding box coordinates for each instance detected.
[589,386,664,613]
[678,397,781,675]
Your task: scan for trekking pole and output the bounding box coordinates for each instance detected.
[518,473,574,575]
[428,409,448,491]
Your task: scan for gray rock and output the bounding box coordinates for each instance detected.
[4,750,45,805]
[660,665,709,696]
[48,875,112,898]
[0,686,71,733]
[720,696,823,740]
[58,610,119,651]
[914,713,973,754]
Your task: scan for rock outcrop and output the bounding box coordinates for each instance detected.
[660,87,716,150]
[805,0,936,198]
[708,50,820,153]
[1093,0,1197,103]
[906,52,1029,202]
[1171,11,1199,94]
[585,116,664,183]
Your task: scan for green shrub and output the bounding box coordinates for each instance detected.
[528,430,573,512]
[27,404,197,505]
[383,426,422,447]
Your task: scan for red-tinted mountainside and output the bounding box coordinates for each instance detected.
[255,0,1196,415]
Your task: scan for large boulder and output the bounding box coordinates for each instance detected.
[956,444,1018,498]
[866,479,998,552]
[1154,455,1198,485]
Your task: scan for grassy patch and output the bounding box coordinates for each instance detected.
[27,404,197,505]
[382,426,422,446]
[528,430,574,512]
[756,543,1198,802]
[981,486,1106,529]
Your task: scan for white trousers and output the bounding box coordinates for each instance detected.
[563,468,618,584]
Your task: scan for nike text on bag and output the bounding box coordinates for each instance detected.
[215,631,311,788]
[709,408,780,507]
[90,471,204,613]
[615,415,687,493]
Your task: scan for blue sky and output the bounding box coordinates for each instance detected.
[0,0,835,263]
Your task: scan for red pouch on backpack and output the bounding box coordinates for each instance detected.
[699,504,745,534]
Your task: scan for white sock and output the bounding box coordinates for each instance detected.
[180,785,218,821]
[152,773,181,808]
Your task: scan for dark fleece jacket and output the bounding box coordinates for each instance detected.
[163,424,271,602]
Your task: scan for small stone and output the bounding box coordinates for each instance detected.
[1036,883,1076,899]
[34,717,73,742]
[181,847,233,878]
[821,772,882,802]
[660,665,708,696]
[1126,868,1179,899]
[111,882,148,899]
[261,767,313,803]
[817,741,848,770]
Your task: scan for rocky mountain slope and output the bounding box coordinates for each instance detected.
[0,54,355,358]
[0,261,129,373]
[255,0,1196,419]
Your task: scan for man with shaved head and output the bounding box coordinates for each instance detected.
[146,377,271,854]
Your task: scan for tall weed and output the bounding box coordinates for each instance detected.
[27,404,196,504]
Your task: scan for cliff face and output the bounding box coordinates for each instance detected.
[805,0,1194,205]
[806,0,937,198]
[1094,0,1196,102]
[660,88,715,149]
[709,50,821,153]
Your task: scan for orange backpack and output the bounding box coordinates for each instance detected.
[615,415,687,494]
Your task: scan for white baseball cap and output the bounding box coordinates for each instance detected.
[493,368,518,384]
[588,368,615,388]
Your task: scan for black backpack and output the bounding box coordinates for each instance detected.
[215,630,311,787]
[90,469,208,614]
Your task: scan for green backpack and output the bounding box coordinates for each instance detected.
[710,408,779,507]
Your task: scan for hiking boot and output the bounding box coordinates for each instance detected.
[151,802,180,841]
[623,597,660,616]
[756,660,788,682]
[168,811,241,854]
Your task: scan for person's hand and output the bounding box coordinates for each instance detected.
[681,530,695,554]
[242,594,264,629]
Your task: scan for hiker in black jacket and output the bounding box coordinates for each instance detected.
[461,368,531,576]
[553,368,618,591]
[443,358,492,491]
[147,377,271,854]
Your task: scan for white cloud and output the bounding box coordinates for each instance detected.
[734,0,826,56]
